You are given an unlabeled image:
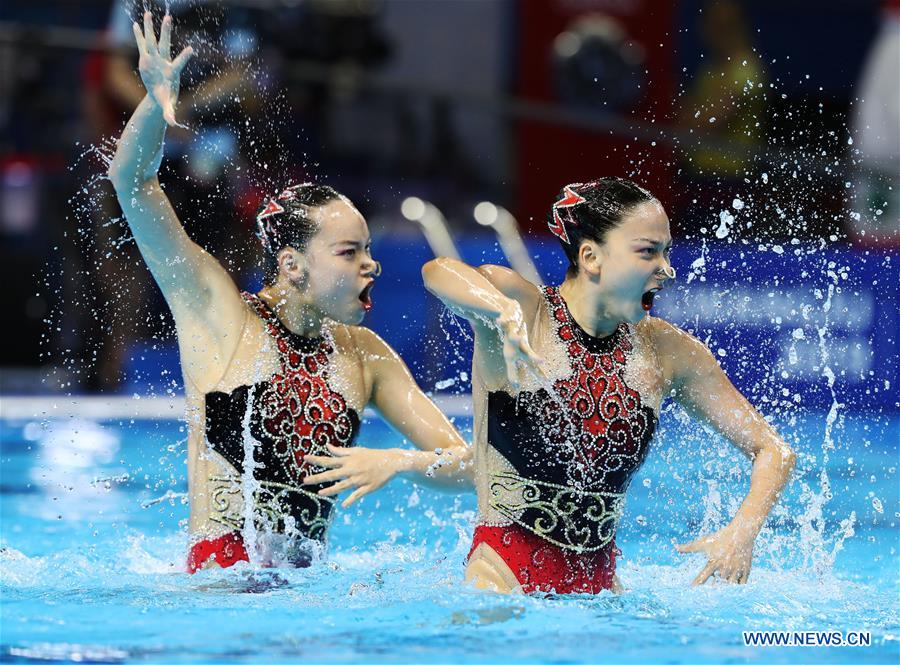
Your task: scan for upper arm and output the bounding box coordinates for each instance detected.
[475,264,542,316]
[653,319,785,460]
[356,327,468,453]
[471,264,543,370]
[114,179,247,381]
[420,258,542,387]
[470,263,541,338]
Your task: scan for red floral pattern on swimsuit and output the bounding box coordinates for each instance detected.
[479,286,657,576]
[244,293,357,484]
[542,286,654,490]
[202,294,361,558]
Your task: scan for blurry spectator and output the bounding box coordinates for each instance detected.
[677,0,767,229]
[849,0,900,247]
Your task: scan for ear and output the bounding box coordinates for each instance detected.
[277,247,308,282]
[578,240,603,278]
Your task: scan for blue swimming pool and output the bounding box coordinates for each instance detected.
[1,406,897,663]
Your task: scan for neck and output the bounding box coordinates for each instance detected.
[559,275,620,338]
[258,280,324,337]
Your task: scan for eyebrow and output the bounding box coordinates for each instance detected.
[633,237,673,248]
[331,239,370,247]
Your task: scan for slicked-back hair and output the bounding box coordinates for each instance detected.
[549,177,657,275]
[256,183,344,285]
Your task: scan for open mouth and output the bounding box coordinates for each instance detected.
[359,282,374,312]
[641,288,660,312]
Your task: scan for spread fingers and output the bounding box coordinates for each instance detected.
[143,11,157,53]
[158,14,172,59]
[692,561,717,586]
[317,478,355,497]
[342,485,372,508]
[132,22,146,53]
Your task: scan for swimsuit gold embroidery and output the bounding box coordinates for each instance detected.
[488,470,625,553]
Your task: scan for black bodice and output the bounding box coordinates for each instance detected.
[204,293,360,541]
[484,287,657,552]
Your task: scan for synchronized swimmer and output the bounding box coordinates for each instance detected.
[109,12,472,573]
[423,178,796,593]
[109,12,794,591]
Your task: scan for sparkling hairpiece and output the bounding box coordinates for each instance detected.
[255,199,285,249]
[548,184,586,244]
[254,183,315,248]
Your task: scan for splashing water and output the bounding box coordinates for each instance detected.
[13,5,897,662]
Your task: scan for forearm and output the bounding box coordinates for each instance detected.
[391,445,474,490]
[106,93,199,280]
[731,441,796,535]
[422,257,514,323]
[108,94,166,190]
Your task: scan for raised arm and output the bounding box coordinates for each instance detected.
[107,12,247,390]
[654,319,796,585]
[304,328,473,508]
[421,257,545,388]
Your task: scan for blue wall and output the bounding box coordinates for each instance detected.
[124,236,898,412]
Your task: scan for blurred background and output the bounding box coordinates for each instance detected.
[0,0,896,412]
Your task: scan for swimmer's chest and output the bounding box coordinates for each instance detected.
[215,318,369,413]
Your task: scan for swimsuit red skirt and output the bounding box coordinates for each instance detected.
[468,522,618,594]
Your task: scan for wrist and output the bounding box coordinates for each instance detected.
[391,449,417,476]
[493,295,521,322]
[729,511,764,540]
[143,91,162,111]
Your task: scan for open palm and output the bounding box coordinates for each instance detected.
[132,11,193,126]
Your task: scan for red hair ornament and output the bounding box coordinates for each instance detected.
[255,199,285,249]
[549,185,586,244]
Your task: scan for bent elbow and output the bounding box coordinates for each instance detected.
[107,161,124,191]
[771,443,797,479]
[783,447,797,475]
[107,160,136,196]
[421,257,451,291]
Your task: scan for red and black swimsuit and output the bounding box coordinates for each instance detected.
[190,293,360,572]
[470,286,657,593]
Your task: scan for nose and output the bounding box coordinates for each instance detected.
[364,258,381,278]
[657,259,676,285]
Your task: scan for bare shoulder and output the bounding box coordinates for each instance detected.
[639,315,698,350]
[342,324,398,360]
[640,316,718,386]
[476,264,542,316]
[174,293,260,393]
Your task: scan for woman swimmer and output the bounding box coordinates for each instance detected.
[108,12,471,572]
[423,177,796,594]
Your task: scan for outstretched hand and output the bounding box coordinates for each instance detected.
[133,11,193,126]
[304,444,401,508]
[675,521,757,585]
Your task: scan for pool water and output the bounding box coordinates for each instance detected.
[1,408,897,663]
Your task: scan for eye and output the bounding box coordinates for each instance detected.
[638,247,655,256]
[339,248,357,257]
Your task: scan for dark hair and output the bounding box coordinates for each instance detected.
[255,183,344,284]
[547,176,656,275]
